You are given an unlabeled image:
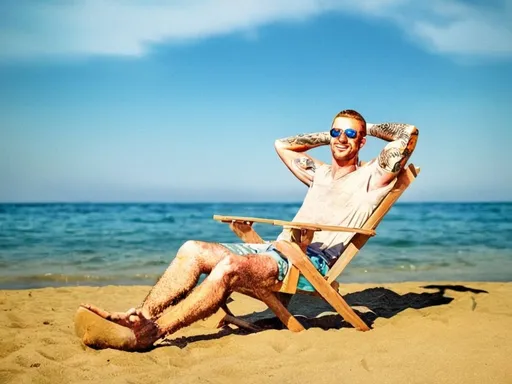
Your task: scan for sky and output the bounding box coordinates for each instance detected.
[0,0,511,203]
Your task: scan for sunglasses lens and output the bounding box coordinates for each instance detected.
[345,129,357,138]
[330,128,357,139]
[330,128,341,137]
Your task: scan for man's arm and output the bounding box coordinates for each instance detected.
[274,132,330,186]
[367,122,419,189]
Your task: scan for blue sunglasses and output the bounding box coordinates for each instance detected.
[330,128,358,139]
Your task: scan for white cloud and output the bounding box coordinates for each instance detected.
[390,0,512,58]
[0,0,511,61]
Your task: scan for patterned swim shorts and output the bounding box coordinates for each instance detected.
[219,242,329,292]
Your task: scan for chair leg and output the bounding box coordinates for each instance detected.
[257,290,305,332]
[275,242,370,331]
[204,290,303,333]
[203,303,262,332]
[222,313,262,332]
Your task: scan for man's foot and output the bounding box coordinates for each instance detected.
[80,304,149,328]
[77,304,162,351]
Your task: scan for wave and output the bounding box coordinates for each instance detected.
[373,239,419,247]
[130,215,175,224]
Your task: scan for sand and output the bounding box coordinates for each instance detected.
[1,282,511,384]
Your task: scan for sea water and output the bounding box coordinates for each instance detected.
[0,202,511,289]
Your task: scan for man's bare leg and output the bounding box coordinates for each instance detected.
[82,240,235,324]
[141,240,236,318]
[81,248,280,350]
[141,252,280,346]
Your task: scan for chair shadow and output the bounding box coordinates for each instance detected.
[157,284,488,349]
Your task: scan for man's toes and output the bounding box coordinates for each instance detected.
[80,303,94,311]
[81,304,109,318]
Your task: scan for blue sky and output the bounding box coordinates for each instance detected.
[1,0,511,203]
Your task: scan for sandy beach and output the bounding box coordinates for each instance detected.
[1,281,511,384]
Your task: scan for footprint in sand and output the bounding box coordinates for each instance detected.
[6,313,27,329]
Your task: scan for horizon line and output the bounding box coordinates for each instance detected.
[1,200,511,205]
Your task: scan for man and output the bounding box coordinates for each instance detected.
[81,109,419,350]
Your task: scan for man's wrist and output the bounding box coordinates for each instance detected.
[367,123,384,139]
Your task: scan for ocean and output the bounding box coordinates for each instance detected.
[0,202,511,290]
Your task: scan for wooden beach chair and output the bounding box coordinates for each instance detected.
[210,163,420,333]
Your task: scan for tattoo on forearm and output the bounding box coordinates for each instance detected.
[368,123,413,143]
[277,132,331,149]
[369,123,419,173]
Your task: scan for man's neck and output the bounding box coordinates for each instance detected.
[330,158,358,179]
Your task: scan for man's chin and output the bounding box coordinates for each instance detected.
[332,152,356,162]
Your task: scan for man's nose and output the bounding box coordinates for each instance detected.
[336,131,348,143]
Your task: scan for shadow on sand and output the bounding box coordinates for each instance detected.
[158,284,488,349]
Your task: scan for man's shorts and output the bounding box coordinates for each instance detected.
[219,242,329,292]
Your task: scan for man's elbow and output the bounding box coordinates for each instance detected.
[274,139,287,153]
[407,125,419,153]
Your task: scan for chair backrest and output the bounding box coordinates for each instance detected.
[325,163,420,284]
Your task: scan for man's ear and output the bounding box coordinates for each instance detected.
[359,137,367,149]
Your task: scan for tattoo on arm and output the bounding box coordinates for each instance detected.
[368,123,419,174]
[292,157,317,181]
[277,132,331,150]
[367,123,413,142]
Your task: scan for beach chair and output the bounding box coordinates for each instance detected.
[210,163,420,332]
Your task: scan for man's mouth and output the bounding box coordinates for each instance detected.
[335,145,348,151]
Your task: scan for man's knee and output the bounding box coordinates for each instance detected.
[176,240,207,259]
[209,255,242,284]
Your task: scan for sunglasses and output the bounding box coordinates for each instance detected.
[330,128,358,139]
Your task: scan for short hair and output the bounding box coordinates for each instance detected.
[332,109,367,135]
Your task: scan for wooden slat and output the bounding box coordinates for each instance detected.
[362,164,418,229]
[275,264,300,294]
[326,235,369,284]
[229,222,265,244]
[213,215,376,236]
[212,289,295,331]
[204,304,262,332]
[274,241,370,331]
[297,281,340,297]
[222,314,262,332]
[274,228,312,294]
[256,289,305,332]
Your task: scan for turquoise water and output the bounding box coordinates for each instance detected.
[0,203,511,289]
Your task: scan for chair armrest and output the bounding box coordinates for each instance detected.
[213,215,376,236]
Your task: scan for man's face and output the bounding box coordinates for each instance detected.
[330,117,367,162]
